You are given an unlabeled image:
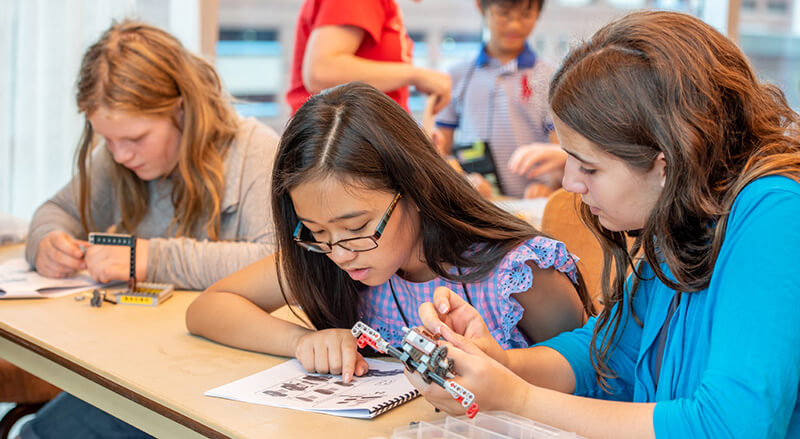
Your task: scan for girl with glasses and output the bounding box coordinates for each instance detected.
[187,82,595,382]
[408,11,800,438]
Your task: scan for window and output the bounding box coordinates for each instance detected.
[216,28,282,119]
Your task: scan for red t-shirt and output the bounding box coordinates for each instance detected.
[286,0,413,114]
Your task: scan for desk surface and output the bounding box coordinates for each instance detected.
[0,245,444,438]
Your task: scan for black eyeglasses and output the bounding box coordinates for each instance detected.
[293,193,402,254]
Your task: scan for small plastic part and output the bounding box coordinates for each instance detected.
[90,289,102,307]
[110,282,174,307]
[87,232,174,306]
[87,232,138,292]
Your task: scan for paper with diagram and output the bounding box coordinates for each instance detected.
[205,358,419,418]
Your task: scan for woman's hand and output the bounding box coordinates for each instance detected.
[418,286,507,367]
[84,238,149,283]
[405,333,531,415]
[35,231,87,278]
[294,328,369,383]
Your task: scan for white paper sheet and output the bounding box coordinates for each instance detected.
[0,258,104,299]
[205,358,419,419]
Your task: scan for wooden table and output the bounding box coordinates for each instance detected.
[0,245,444,438]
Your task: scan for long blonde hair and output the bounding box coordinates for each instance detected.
[75,20,238,239]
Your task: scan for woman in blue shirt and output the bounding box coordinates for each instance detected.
[408,10,800,438]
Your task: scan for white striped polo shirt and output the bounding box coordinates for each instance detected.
[436,43,556,198]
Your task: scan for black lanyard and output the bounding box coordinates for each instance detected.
[388,269,474,328]
[455,60,496,143]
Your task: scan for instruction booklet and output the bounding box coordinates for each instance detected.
[0,258,104,299]
[205,358,419,419]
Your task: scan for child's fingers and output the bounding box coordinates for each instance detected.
[438,324,469,349]
[340,337,359,383]
[432,286,473,315]
[423,94,437,134]
[314,343,330,374]
[53,232,85,259]
[438,327,488,358]
[439,340,488,375]
[508,145,537,174]
[355,353,369,376]
[50,246,85,272]
[75,239,90,255]
[295,341,316,374]
[432,93,450,115]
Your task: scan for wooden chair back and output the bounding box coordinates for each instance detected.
[540,189,605,312]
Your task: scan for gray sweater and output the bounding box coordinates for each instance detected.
[25,117,279,290]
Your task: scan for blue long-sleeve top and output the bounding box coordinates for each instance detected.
[539,176,800,438]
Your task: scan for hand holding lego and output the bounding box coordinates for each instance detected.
[508,143,566,182]
[418,286,507,367]
[84,238,149,284]
[35,231,88,278]
[405,331,529,417]
[294,328,369,383]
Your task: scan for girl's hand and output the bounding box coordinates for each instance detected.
[418,286,507,367]
[404,334,530,415]
[294,328,369,383]
[35,231,87,278]
[84,238,149,283]
[508,143,567,181]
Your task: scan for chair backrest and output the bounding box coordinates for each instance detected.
[540,189,604,312]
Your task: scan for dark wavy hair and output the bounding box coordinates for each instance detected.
[272,82,593,331]
[480,0,545,14]
[549,10,800,391]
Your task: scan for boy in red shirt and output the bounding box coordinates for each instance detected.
[286,0,450,115]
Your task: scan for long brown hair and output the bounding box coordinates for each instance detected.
[75,20,238,239]
[273,82,594,330]
[549,10,800,391]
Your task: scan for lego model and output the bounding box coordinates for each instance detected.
[351,321,479,418]
[87,233,174,306]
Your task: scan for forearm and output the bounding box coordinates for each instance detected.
[517,385,655,439]
[186,291,311,357]
[305,54,416,93]
[505,346,576,394]
[434,127,454,156]
[26,202,85,266]
[28,150,117,267]
[147,238,272,290]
